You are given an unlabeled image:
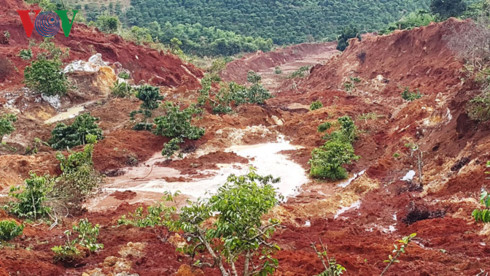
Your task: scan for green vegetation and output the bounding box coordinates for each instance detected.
[154,102,205,140]
[430,0,467,19]
[52,135,102,213]
[198,72,272,114]
[125,0,431,45]
[52,219,103,263]
[174,169,281,275]
[318,122,332,133]
[24,57,68,96]
[309,116,359,180]
[6,173,53,220]
[311,241,346,276]
[118,71,131,80]
[337,26,361,51]
[19,49,33,60]
[472,189,490,223]
[0,114,17,143]
[130,84,164,130]
[468,91,490,121]
[275,66,282,75]
[162,137,184,158]
[118,192,178,227]
[0,220,24,241]
[111,80,133,98]
[95,14,120,33]
[343,77,362,92]
[49,113,103,150]
[288,66,311,79]
[401,87,423,101]
[310,101,323,111]
[381,10,436,34]
[380,233,417,276]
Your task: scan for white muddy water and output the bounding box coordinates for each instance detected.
[100,136,308,202]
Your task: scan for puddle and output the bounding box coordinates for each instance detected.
[44,105,85,125]
[99,136,309,203]
[334,200,361,219]
[338,170,366,188]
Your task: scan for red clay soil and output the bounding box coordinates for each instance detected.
[161,151,249,175]
[0,0,203,91]
[221,42,338,84]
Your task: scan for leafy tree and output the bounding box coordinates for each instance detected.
[154,102,205,140]
[174,169,282,276]
[49,113,103,150]
[0,220,24,241]
[0,114,17,143]
[24,57,68,96]
[430,0,467,19]
[337,26,361,51]
[6,173,53,219]
[95,14,120,33]
[52,135,102,214]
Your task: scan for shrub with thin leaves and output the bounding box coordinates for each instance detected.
[174,168,282,276]
[0,113,17,143]
[49,113,103,150]
[52,218,103,263]
[6,173,53,219]
[0,220,24,241]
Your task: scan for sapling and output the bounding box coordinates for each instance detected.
[380,233,417,276]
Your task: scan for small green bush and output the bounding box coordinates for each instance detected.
[472,189,490,223]
[468,91,490,122]
[162,137,184,158]
[118,192,178,227]
[288,66,311,79]
[111,80,133,98]
[6,173,53,219]
[24,57,68,96]
[135,85,163,110]
[0,114,17,143]
[0,220,23,241]
[274,66,282,74]
[337,26,361,51]
[154,102,205,140]
[310,101,323,111]
[318,122,332,133]
[49,113,103,150]
[52,219,103,263]
[118,71,130,79]
[19,49,33,60]
[401,87,422,101]
[309,139,359,180]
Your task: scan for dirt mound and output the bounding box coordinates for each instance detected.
[221,42,338,84]
[0,0,203,91]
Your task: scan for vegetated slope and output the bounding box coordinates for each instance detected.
[125,0,431,44]
[0,0,203,90]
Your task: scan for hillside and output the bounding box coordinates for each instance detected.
[125,0,431,44]
[0,0,489,275]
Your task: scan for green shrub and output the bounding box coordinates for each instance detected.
[337,26,361,51]
[318,122,332,133]
[162,137,184,158]
[0,220,24,241]
[19,49,33,60]
[246,71,273,104]
[430,0,467,19]
[52,138,102,213]
[310,116,359,180]
[274,66,282,74]
[288,66,311,79]
[472,189,490,223]
[309,139,359,180]
[95,14,120,33]
[6,173,53,219]
[118,192,178,227]
[312,241,346,276]
[0,114,17,143]
[24,57,68,96]
[310,101,323,111]
[401,87,422,101]
[118,71,130,79]
[52,218,103,263]
[174,169,281,275]
[380,10,436,34]
[111,80,133,98]
[468,91,490,121]
[154,102,205,140]
[49,113,103,150]
[135,85,163,110]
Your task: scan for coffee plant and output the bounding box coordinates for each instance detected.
[154,102,205,140]
[401,87,422,101]
[0,113,17,143]
[380,233,417,276]
[118,192,179,227]
[6,173,53,219]
[310,101,323,111]
[0,220,24,241]
[49,113,103,150]
[24,56,68,96]
[173,169,282,276]
[472,189,490,223]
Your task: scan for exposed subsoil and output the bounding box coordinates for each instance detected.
[0,4,489,275]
